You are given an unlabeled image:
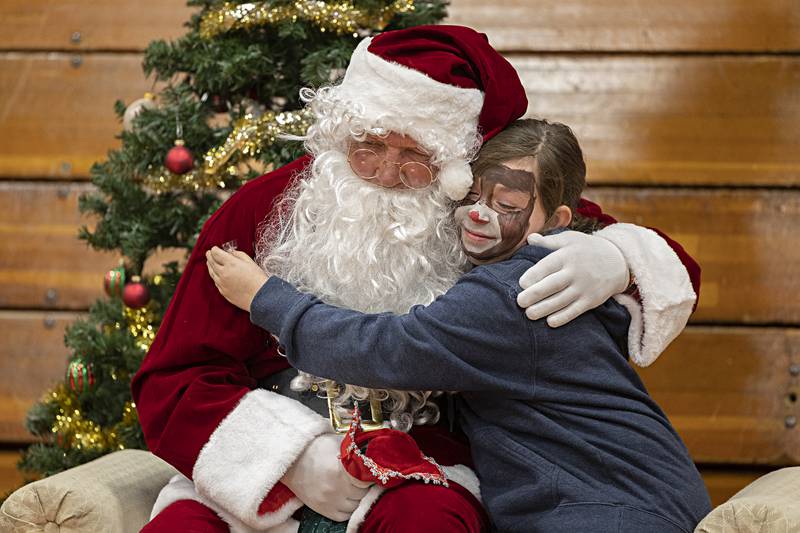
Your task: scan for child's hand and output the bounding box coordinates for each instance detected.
[206,246,269,312]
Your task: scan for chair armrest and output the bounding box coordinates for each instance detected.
[0,449,177,533]
[695,467,800,532]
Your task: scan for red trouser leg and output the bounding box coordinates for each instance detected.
[360,481,489,533]
[141,499,230,533]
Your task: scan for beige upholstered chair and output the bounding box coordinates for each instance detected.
[0,450,176,532]
[1,451,798,532]
[695,467,800,533]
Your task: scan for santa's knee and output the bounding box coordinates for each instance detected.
[359,482,487,533]
[142,499,230,533]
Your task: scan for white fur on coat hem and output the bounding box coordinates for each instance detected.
[346,485,385,533]
[150,474,300,533]
[192,389,332,529]
[596,223,696,367]
[442,464,481,501]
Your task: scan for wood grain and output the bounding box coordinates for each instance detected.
[0,311,75,443]
[0,53,152,179]
[448,0,800,52]
[0,182,185,310]
[2,1,797,53]
[3,53,798,186]
[0,447,776,509]
[0,450,28,496]
[640,327,800,465]
[2,309,797,467]
[587,188,800,324]
[513,55,800,186]
[2,182,796,324]
[0,0,194,51]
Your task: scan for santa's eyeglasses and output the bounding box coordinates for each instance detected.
[347,143,438,190]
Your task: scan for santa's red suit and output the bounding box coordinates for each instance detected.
[133,25,700,532]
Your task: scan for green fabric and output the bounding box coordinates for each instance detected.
[297,507,349,533]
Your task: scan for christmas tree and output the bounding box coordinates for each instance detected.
[18,0,447,480]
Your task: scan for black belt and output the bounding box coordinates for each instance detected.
[257,367,330,417]
[257,367,386,432]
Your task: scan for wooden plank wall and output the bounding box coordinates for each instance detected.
[1,0,798,505]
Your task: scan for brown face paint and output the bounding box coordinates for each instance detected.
[454,164,536,263]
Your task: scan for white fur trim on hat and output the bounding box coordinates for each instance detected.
[437,159,474,201]
[336,37,484,200]
[345,485,385,533]
[596,223,696,367]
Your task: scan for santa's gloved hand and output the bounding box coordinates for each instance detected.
[281,433,373,523]
[517,230,630,327]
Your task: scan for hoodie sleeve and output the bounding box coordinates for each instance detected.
[250,271,534,394]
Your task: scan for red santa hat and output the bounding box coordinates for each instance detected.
[335,25,528,200]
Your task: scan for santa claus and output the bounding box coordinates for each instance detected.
[133,25,699,532]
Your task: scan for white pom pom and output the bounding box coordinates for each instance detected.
[437,159,473,201]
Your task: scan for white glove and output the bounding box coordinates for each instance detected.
[280,433,373,522]
[517,231,630,327]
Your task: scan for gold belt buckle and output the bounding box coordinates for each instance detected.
[326,382,384,433]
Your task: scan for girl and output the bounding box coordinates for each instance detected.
[207,119,711,532]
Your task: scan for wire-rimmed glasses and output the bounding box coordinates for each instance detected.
[347,145,437,190]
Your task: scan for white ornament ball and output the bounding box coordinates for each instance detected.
[123,93,157,131]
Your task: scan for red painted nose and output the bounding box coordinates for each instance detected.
[468,210,487,224]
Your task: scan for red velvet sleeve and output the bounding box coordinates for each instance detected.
[576,197,701,310]
[131,156,311,478]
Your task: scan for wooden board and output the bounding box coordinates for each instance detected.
[1,306,797,467]
[0,182,185,310]
[640,327,800,465]
[586,188,800,324]
[2,0,798,53]
[0,448,773,510]
[0,450,28,496]
[0,311,75,443]
[0,53,151,179]
[0,0,194,51]
[448,0,800,52]
[513,55,800,186]
[2,182,797,322]
[2,53,798,186]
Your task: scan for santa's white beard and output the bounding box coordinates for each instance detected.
[256,150,467,431]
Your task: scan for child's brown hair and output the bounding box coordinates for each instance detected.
[472,118,599,233]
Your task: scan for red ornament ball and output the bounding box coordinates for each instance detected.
[165,140,194,174]
[123,277,151,308]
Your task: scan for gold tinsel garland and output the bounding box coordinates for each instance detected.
[48,385,138,451]
[124,302,159,352]
[144,109,313,193]
[200,0,415,39]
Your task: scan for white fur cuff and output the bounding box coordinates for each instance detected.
[150,474,300,533]
[596,223,696,367]
[193,389,332,529]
